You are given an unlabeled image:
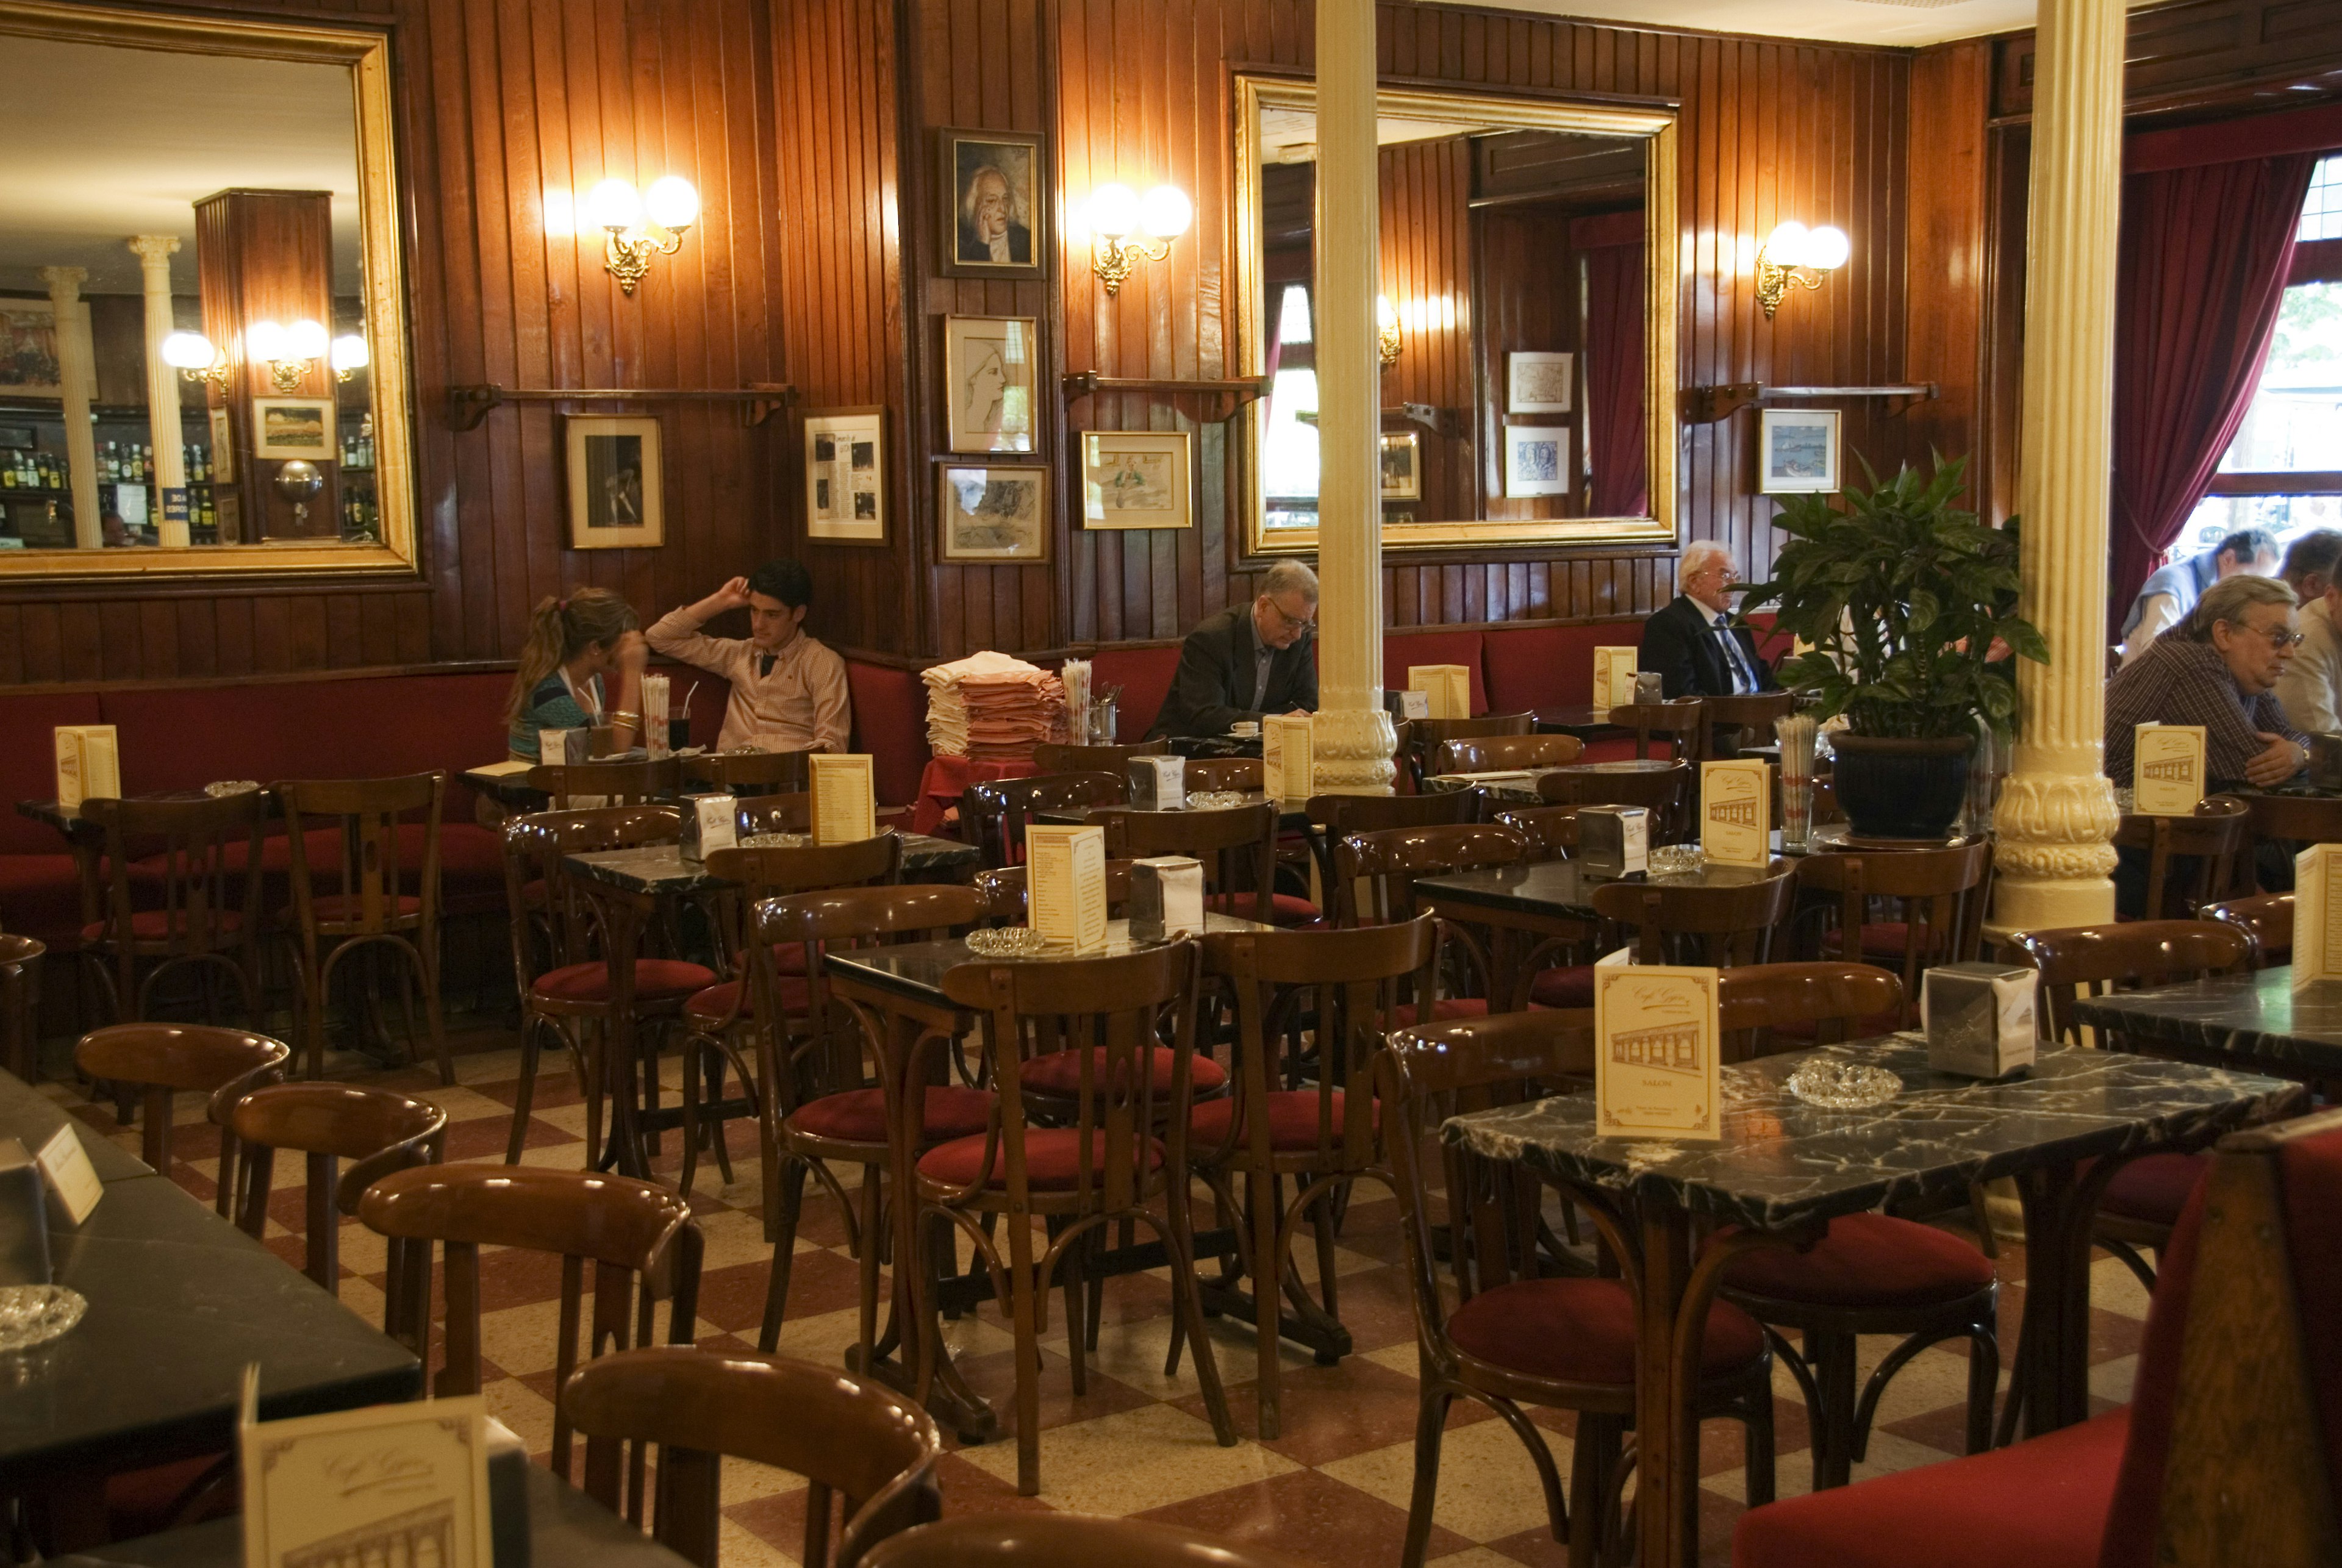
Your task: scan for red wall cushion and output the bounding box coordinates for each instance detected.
[1742,609,1794,667]
[1090,645,1183,741]
[1482,620,1647,713]
[845,662,931,809]
[1385,631,1488,715]
[0,690,104,856]
[0,854,85,946]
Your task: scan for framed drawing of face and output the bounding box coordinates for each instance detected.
[1081,430,1191,530]
[251,396,335,460]
[944,315,1037,454]
[1504,426,1570,498]
[803,407,886,543]
[1379,431,1421,501]
[940,126,1049,280]
[938,463,1050,562]
[1758,408,1840,494]
[564,415,661,548]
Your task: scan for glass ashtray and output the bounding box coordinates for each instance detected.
[204,780,260,798]
[1647,844,1706,875]
[0,1285,85,1353]
[1787,1059,1903,1111]
[1187,791,1250,810]
[2111,786,2136,815]
[738,832,811,850]
[966,925,1053,958]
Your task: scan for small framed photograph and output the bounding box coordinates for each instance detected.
[1758,408,1841,494]
[250,396,335,460]
[940,126,1050,279]
[564,415,662,548]
[1505,426,1570,498]
[1379,431,1421,501]
[938,462,1050,562]
[1082,430,1191,529]
[1507,351,1573,414]
[208,406,235,482]
[944,315,1037,454]
[0,298,93,399]
[803,407,887,543]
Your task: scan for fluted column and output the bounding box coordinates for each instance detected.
[1990,0,2124,929]
[1311,0,1396,794]
[41,267,100,551]
[128,236,190,547]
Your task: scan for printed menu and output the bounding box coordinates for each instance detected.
[1264,714,1315,803]
[1027,823,1108,952]
[809,753,877,845]
[54,725,120,814]
[2131,723,2206,817]
[240,1372,495,1568]
[1406,664,1472,721]
[1699,759,1771,867]
[2292,842,2342,988]
[1593,948,1722,1141]
[1594,646,1640,711]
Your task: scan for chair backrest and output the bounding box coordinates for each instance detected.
[862,1516,1325,1568]
[1403,715,1533,790]
[1305,787,1481,844]
[564,1348,943,1568]
[1535,761,1692,840]
[736,792,815,834]
[1097,801,1279,923]
[1589,860,1798,967]
[976,861,1140,922]
[501,805,686,987]
[1606,697,1706,762]
[2113,795,2254,917]
[1183,756,1264,793]
[276,772,445,940]
[223,1081,447,1290]
[1031,741,1169,775]
[1433,733,1585,776]
[359,1164,703,1479]
[2201,892,2293,968]
[683,748,814,797]
[702,835,905,984]
[2241,791,2342,867]
[84,789,267,960]
[962,771,1124,868]
[1334,823,1529,928]
[1702,691,1800,734]
[0,935,41,1083]
[1492,805,1578,863]
[528,754,682,809]
[1716,962,1904,1061]
[74,1022,288,1211]
[1792,838,1993,1025]
[2011,919,2254,1046]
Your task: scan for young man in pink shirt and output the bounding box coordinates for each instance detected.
[646,559,851,753]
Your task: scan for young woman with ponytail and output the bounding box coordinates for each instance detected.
[504,588,649,760]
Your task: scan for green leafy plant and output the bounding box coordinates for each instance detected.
[1737,453,2047,740]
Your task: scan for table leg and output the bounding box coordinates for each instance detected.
[1633,1195,1698,1568]
[2012,1161,2094,1437]
[593,888,651,1180]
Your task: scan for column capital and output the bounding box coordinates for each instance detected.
[39,265,87,299]
[126,235,182,266]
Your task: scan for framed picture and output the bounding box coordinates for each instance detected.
[0,298,94,399]
[250,397,335,460]
[1081,430,1191,530]
[1505,426,1571,498]
[1379,431,1421,501]
[944,315,1037,454]
[939,126,1050,279]
[938,463,1050,562]
[1758,407,1841,494]
[1507,351,1573,414]
[564,415,662,548]
[207,406,234,483]
[803,407,887,543]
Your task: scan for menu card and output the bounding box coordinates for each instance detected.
[1406,665,1472,721]
[33,1123,101,1227]
[1027,824,1108,952]
[2292,842,2342,987]
[809,754,877,845]
[2131,723,2206,817]
[54,725,119,814]
[1263,714,1315,803]
[1700,759,1771,867]
[1593,948,1722,1141]
[1594,647,1640,711]
[240,1373,495,1568]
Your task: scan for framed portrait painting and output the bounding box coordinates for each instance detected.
[803,407,887,543]
[1758,408,1840,494]
[1506,351,1572,414]
[1081,431,1191,530]
[250,397,335,460]
[938,463,1050,563]
[1378,431,1421,501]
[944,315,1037,454]
[564,415,661,548]
[1504,426,1570,499]
[939,126,1049,279]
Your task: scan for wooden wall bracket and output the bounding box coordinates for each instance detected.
[1061,371,1275,424]
[445,382,798,432]
[1681,381,1940,424]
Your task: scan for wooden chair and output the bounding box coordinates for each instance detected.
[1524,860,1799,1011]
[1403,715,1534,792]
[1303,788,1481,901]
[528,755,684,808]
[1606,697,1708,763]
[2241,790,2342,886]
[737,792,815,834]
[864,1516,1325,1568]
[1098,800,1308,925]
[2112,795,2252,917]
[1191,915,1438,1437]
[563,1347,942,1568]
[0,934,39,1081]
[1535,759,1693,842]
[1433,733,1586,776]
[683,748,814,797]
[276,772,449,1083]
[73,1022,288,1214]
[976,862,1140,921]
[1708,963,1999,1491]
[359,1163,703,1481]
[1492,805,1579,863]
[961,772,1123,868]
[220,1080,446,1292]
[1703,690,1800,736]
[1183,756,1264,793]
[1333,823,1528,1018]
[1793,839,1993,1026]
[917,942,1236,1494]
[2201,891,2293,967]
[1031,740,1169,775]
[81,790,267,1025]
[1380,1008,1774,1568]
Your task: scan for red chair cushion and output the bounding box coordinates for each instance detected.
[1203,890,1324,926]
[1020,1046,1229,1097]
[1528,964,1596,1009]
[680,975,811,1025]
[845,660,932,809]
[1387,997,1490,1026]
[133,826,344,881]
[82,909,245,942]
[410,822,506,887]
[2099,1151,2205,1226]
[918,1127,1164,1192]
[532,958,717,1003]
[1447,1276,1765,1387]
[790,1085,995,1145]
[0,853,85,946]
[1191,1089,1352,1154]
[1716,1213,1994,1309]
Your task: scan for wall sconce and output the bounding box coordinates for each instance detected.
[330,334,369,382]
[1376,295,1402,368]
[588,176,697,295]
[1755,221,1850,318]
[161,330,231,391]
[243,318,329,392]
[1087,182,1192,296]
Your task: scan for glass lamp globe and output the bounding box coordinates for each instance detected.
[587,178,643,232]
[243,320,289,362]
[1763,221,1811,267]
[286,319,329,359]
[1138,184,1192,240]
[331,334,369,373]
[161,331,216,370]
[644,176,699,230]
[1088,184,1141,240]
[1804,226,1851,271]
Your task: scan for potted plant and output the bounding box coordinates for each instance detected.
[1738,454,2046,840]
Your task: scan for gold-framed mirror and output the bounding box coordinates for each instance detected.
[0,0,415,579]
[1233,73,1678,556]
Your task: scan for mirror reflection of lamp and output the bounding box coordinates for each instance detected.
[330,334,369,382]
[586,175,698,295]
[1375,295,1402,369]
[1088,182,1191,296]
[162,330,229,390]
[1755,221,1851,318]
[238,318,329,392]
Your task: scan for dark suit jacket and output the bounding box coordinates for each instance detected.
[956,218,1033,265]
[1147,604,1319,739]
[1637,595,1780,698]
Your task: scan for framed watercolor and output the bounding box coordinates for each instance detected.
[208,406,235,484]
[1758,407,1840,494]
[939,126,1050,280]
[0,298,94,399]
[1082,430,1191,530]
[250,396,335,460]
[564,415,661,548]
[1506,351,1572,414]
[938,462,1050,562]
[1505,425,1570,498]
[1378,431,1421,501]
[944,315,1037,454]
[803,407,887,543]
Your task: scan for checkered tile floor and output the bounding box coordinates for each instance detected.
[35,1022,2150,1567]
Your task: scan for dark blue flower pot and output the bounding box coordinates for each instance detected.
[1829,732,1975,840]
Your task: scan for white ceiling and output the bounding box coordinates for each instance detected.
[1463,0,2166,49]
[0,33,359,296]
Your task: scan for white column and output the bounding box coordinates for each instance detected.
[1310,0,1396,795]
[41,267,101,551]
[128,235,190,546]
[1989,0,2125,930]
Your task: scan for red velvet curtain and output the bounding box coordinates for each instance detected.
[1577,212,1647,517]
[2108,151,2317,635]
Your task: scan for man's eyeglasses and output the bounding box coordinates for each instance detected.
[1262,600,1316,634]
[2240,621,2307,650]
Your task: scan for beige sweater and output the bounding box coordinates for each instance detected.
[2276,595,2342,736]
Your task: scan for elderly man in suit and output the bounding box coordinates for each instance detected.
[1148,559,1320,739]
[1639,539,1780,699]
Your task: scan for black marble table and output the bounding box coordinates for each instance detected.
[1034,790,1312,833]
[1533,704,1625,737]
[458,762,545,811]
[2070,966,2342,1079]
[1422,757,1680,805]
[564,832,979,895]
[0,1062,150,1186]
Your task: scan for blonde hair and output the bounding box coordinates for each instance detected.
[506,588,638,724]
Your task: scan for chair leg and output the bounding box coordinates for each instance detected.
[1162,1179,1238,1450]
[1964,1321,2000,1456]
[759,1156,811,1355]
[679,1044,704,1197]
[1806,1329,1857,1491]
[856,1166,885,1371]
[1058,1220,1089,1398]
[1743,1373,1777,1507]
[298,948,328,1081]
[1401,1386,1453,1568]
[1567,1412,1619,1568]
[1247,1165,1283,1440]
[704,1047,735,1187]
[1006,1219,1044,1496]
[506,1018,545,1164]
[417,933,452,1086]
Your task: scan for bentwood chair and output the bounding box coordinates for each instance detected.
[1333,824,1529,1019]
[2201,891,2293,967]
[563,1348,942,1568]
[1606,697,1708,764]
[1523,859,1799,1012]
[1403,715,1533,792]
[1,936,41,1081]
[529,756,684,809]
[1183,756,1264,793]
[2240,790,2342,888]
[1432,733,1586,776]
[865,1516,1324,1568]
[220,1081,446,1292]
[961,772,1124,868]
[1097,800,1310,925]
[1794,839,1993,1028]
[2112,795,2253,917]
[1302,788,1481,904]
[1492,805,1580,863]
[976,862,1141,922]
[1381,1009,1774,1568]
[73,1023,288,1212]
[81,790,268,1025]
[1031,741,1169,775]
[683,748,814,797]
[1535,759,1694,842]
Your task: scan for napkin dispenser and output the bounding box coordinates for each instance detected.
[1922,962,2038,1078]
[1384,690,1430,721]
[678,792,739,864]
[1633,671,1665,703]
[0,1139,51,1286]
[485,1416,532,1568]
[1128,755,1186,811]
[539,726,592,767]
[1577,805,1649,878]
[2311,732,2342,792]
[1130,856,1205,943]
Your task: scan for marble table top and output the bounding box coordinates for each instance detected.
[1037,791,1312,831]
[825,912,1272,1009]
[1441,1036,2299,1230]
[1423,759,1681,804]
[2070,966,2342,1074]
[565,831,979,893]
[1414,856,1788,920]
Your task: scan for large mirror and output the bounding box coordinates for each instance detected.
[1234,76,1677,554]
[0,1,414,578]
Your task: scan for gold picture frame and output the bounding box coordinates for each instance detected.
[207,406,234,483]
[1379,431,1420,501]
[564,415,662,549]
[938,462,1050,562]
[803,406,887,543]
[943,315,1038,454]
[249,397,334,460]
[1081,430,1192,530]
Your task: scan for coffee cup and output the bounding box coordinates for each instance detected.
[1230,721,1260,737]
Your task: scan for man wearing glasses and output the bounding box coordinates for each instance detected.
[1148,559,1320,739]
[1638,540,1780,700]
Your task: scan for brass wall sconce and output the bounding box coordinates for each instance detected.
[162,330,231,391]
[587,176,698,295]
[1087,182,1192,296]
[331,334,368,382]
[247,319,329,392]
[1755,221,1850,318]
[1376,295,1402,368]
